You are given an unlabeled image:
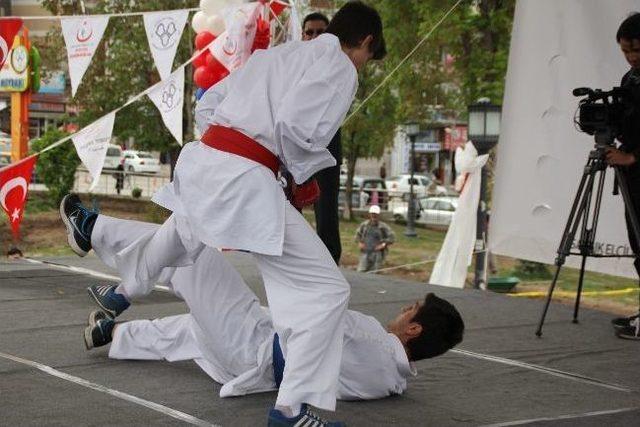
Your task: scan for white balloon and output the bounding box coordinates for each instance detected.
[200,0,228,16]
[206,14,226,36]
[192,11,208,33]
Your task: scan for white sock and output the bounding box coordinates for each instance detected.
[114,284,129,299]
[275,404,302,418]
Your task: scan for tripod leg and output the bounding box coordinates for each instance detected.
[573,255,588,323]
[536,264,563,337]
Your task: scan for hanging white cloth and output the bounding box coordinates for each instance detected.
[429,142,489,288]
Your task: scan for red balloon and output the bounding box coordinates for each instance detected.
[194,31,216,50]
[193,66,218,89]
[192,51,207,68]
[206,54,229,80]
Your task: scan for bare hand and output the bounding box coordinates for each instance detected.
[358,242,366,250]
[605,147,636,166]
[375,243,386,251]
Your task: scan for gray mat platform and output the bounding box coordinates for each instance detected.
[1,254,639,426]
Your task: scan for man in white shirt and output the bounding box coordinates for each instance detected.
[83,214,465,402]
[61,2,386,425]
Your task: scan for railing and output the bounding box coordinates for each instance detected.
[72,168,171,199]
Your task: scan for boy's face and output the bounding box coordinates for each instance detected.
[387,300,422,337]
[619,38,640,70]
[350,35,374,70]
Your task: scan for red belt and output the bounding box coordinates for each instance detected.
[201,125,280,176]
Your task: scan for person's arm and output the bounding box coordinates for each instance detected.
[274,50,358,184]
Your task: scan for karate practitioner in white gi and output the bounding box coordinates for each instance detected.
[83,214,465,402]
[61,3,387,425]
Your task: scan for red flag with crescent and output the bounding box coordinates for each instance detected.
[0,18,23,69]
[0,156,37,238]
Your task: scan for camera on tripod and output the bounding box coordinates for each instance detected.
[573,86,630,145]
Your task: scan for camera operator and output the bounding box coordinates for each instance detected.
[606,13,640,340]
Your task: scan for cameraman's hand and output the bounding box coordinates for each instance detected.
[605,147,636,166]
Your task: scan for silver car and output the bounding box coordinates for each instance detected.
[393,196,459,227]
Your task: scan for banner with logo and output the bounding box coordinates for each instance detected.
[0,18,23,69]
[490,0,639,278]
[143,10,189,81]
[148,67,184,145]
[210,2,261,73]
[61,16,110,96]
[72,112,116,190]
[0,155,38,238]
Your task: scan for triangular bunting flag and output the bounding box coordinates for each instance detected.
[0,18,23,69]
[0,155,38,239]
[143,10,189,81]
[148,67,184,145]
[61,16,110,96]
[72,113,116,190]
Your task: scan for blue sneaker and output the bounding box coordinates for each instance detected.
[268,404,345,427]
[60,194,98,257]
[87,284,130,319]
[83,316,115,350]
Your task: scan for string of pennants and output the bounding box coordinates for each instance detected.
[0,0,296,239]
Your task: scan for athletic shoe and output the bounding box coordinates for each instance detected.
[87,309,108,327]
[83,317,115,350]
[60,194,98,257]
[611,313,639,331]
[616,316,640,340]
[267,404,345,427]
[88,284,130,319]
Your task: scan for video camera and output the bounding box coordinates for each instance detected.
[573,86,630,145]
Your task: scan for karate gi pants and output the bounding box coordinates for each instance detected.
[93,215,274,381]
[103,203,350,411]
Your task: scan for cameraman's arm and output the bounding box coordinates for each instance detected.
[605,146,637,166]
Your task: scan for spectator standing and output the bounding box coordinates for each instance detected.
[355,205,395,272]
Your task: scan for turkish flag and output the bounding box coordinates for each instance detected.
[0,18,23,69]
[0,156,37,239]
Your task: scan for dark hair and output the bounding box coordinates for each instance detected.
[303,12,329,28]
[325,1,386,60]
[617,12,640,42]
[407,293,464,361]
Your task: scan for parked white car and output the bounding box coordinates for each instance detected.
[386,174,447,197]
[103,144,123,170]
[393,196,459,227]
[122,150,160,174]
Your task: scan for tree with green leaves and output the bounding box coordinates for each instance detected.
[30,128,77,205]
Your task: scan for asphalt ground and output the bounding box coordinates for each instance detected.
[1,253,639,426]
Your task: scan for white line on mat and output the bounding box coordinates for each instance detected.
[0,351,218,427]
[452,348,632,393]
[480,406,640,426]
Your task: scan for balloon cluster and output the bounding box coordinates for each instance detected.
[192,0,287,100]
[192,0,235,99]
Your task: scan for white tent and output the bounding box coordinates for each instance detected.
[490,0,640,278]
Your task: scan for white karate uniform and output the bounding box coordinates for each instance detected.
[109,34,358,411]
[93,216,416,400]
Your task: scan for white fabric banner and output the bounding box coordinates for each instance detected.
[148,67,184,145]
[72,113,116,190]
[61,16,110,97]
[143,10,189,81]
[430,143,488,288]
[210,2,261,72]
[490,0,640,278]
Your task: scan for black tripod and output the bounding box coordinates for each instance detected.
[535,143,640,337]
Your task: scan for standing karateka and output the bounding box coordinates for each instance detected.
[60,2,386,426]
[80,214,464,402]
